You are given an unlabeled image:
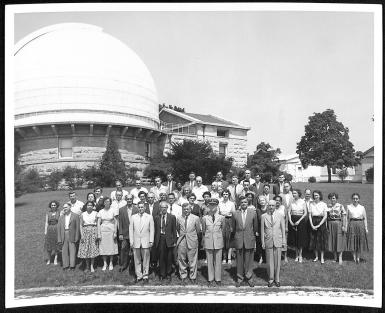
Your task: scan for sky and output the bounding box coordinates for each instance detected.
[13,8,375,156]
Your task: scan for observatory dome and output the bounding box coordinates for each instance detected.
[14,23,159,129]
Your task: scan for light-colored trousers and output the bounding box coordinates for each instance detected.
[178,238,198,279]
[133,247,150,280]
[236,248,254,281]
[266,247,282,282]
[206,248,222,282]
[62,230,76,268]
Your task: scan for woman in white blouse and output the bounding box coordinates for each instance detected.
[287,189,308,263]
[346,193,369,263]
[78,201,99,272]
[219,189,235,264]
[308,190,328,264]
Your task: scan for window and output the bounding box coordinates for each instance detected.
[217,129,228,137]
[332,167,337,174]
[59,138,73,158]
[145,142,151,158]
[219,143,227,156]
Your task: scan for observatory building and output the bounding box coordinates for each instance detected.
[14,23,249,175]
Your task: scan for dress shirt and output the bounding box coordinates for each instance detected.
[241,178,256,185]
[130,187,149,204]
[64,213,71,229]
[110,189,129,201]
[347,204,366,219]
[290,198,306,215]
[168,203,182,219]
[150,185,167,201]
[70,200,84,215]
[111,199,127,216]
[161,214,167,234]
[192,185,209,202]
[148,203,154,215]
[309,201,327,216]
[241,209,247,227]
[219,200,235,217]
[82,211,97,225]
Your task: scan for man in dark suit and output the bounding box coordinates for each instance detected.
[148,191,161,270]
[118,195,132,272]
[254,174,264,196]
[57,203,80,270]
[154,201,177,282]
[273,173,286,196]
[184,171,197,190]
[231,196,259,287]
[163,173,177,195]
[187,193,201,217]
[215,171,229,190]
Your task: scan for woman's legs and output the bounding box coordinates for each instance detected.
[320,250,325,263]
[356,251,361,263]
[85,258,90,271]
[90,258,95,272]
[352,251,357,262]
[102,256,107,270]
[294,248,299,261]
[109,255,114,270]
[338,252,343,264]
[298,248,303,262]
[53,253,58,265]
[333,252,338,262]
[313,250,318,262]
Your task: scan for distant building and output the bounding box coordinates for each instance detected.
[159,108,250,167]
[354,146,374,183]
[278,154,359,183]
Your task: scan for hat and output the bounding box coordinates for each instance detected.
[208,198,219,205]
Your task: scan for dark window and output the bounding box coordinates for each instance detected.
[219,143,227,156]
[59,138,73,158]
[217,129,228,137]
[145,142,151,158]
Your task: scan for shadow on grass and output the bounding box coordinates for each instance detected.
[15,202,28,207]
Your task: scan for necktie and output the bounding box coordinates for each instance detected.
[168,182,171,194]
[271,213,274,224]
[170,204,173,214]
[161,215,165,233]
[242,210,246,227]
[212,214,215,223]
[185,215,188,231]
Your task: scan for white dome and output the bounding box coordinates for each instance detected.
[14,23,159,129]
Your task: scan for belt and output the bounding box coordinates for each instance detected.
[160,233,166,236]
[83,224,96,227]
[350,218,363,221]
[225,216,232,219]
[328,218,341,221]
[65,229,69,231]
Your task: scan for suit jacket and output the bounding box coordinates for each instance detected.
[132,203,150,215]
[129,212,154,249]
[176,214,201,249]
[231,208,258,250]
[163,180,177,194]
[118,206,132,239]
[261,210,286,249]
[154,213,177,248]
[57,213,80,243]
[202,213,225,250]
[254,182,264,196]
[190,203,201,217]
[216,180,229,190]
[273,183,293,196]
[184,180,197,190]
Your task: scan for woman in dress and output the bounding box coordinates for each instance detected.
[246,192,256,212]
[308,190,328,264]
[287,189,308,263]
[82,192,97,212]
[274,195,288,263]
[178,186,191,206]
[97,197,118,271]
[78,201,99,272]
[326,192,346,264]
[255,195,268,264]
[44,200,60,265]
[218,189,235,264]
[346,193,369,263]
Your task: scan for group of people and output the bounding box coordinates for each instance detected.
[44,171,369,287]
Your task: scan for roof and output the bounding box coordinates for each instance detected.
[278,154,299,162]
[362,146,374,156]
[160,108,250,130]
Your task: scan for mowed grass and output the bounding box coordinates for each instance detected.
[14,183,374,290]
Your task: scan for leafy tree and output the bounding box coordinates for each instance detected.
[166,139,233,184]
[99,137,127,187]
[62,166,84,190]
[365,166,374,183]
[247,142,281,180]
[46,169,65,190]
[297,109,359,183]
[337,168,348,183]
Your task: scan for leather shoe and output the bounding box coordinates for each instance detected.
[190,278,196,284]
[159,276,164,281]
[167,275,172,282]
[275,281,281,287]
[235,280,241,288]
[208,281,213,287]
[246,279,254,287]
[135,278,142,284]
[181,278,186,285]
[119,267,127,273]
[215,281,222,287]
[267,281,274,287]
[143,278,149,284]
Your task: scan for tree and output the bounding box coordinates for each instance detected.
[297,109,359,183]
[365,166,374,183]
[99,137,127,187]
[337,168,348,183]
[247,142,281,181]
[166,139,233,184]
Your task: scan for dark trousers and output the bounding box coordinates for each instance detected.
[236,247,254,281]
[120,239,130,269]
[150,245,158,266]
[158,235,173,277]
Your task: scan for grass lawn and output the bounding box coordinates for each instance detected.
[14,183,374,290]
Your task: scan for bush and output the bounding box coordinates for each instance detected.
[308,176,316,183]
[62,166,84,190]
[365,166,374,183]
[15,168,46,195]
[262,172,273,183]
[143,167,167,183]
[46,169,64,191]
[83,166,103,188]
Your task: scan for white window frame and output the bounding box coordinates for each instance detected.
[219,142,228,157]
[58,137,73,159]
[217,129,228,138]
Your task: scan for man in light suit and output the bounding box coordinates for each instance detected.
[57,203,80,270]
[184,171,197,190]
[202,198,225,286]
[176,203,202,284]
[154,201,177,282]
[129,202,154,283]
[231,196,259,287]
[261,200,286,287]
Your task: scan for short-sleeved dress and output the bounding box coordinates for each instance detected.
[309,201,328,251]
[219,200,235,251]
[97,208,118,256]
[44,211,60,253]
[78,211,99,259]
[288,198,308,249]
[327,203,346,253]
[346,204,369,253]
